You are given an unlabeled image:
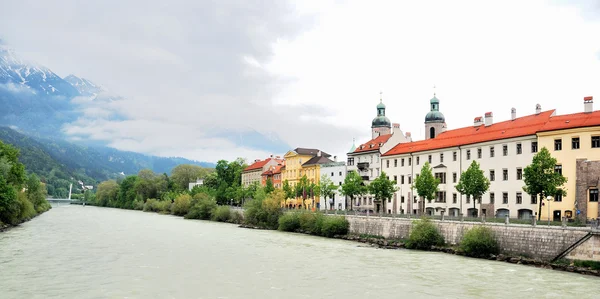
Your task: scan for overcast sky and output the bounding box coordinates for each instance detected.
[1,0,600,163]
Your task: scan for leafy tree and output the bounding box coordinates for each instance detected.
[264,178,275,194]
[522,147,567,221]
[282,180,294,199]
[170,164,211,191]
[117,176,139,208]
[26,174,48,212]
[455,161,490,217]
[0,176,19,224]
[96,180,119,207]
[340,170,367,211]
[413,162,439,215]
[368,171,398,213]
[135,169,167,200]
[318,174,338,210]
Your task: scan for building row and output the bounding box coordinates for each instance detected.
[243,93,600,222]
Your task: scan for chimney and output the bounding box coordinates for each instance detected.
[484,112,493,126]
[511,107,516,120]
[334,155,337,162]
[392,123,400,133]
[255,159,260,162]
[270,154,273,158]
[584,96,593,113]
[473,116,483,127]
[317,150,321,157]
[535,104,541,115]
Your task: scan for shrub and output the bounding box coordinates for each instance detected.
[133,200,145,211]
[172,194,192,216]
[185,197,217,220]
[460,226,499,257]
[143,198,159,212]
[229,210,244,224]
[405,218,444,250]
[321,216,349,238]
[212,206,232,222]
[299,212,325,235]
[278,212,301,232]
[244,189,284,229]
[156,200,172,214]
[17,192,37,221]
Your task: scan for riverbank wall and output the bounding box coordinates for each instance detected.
[345,215,598,262]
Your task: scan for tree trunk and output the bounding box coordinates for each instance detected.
[350,196,354,211]
[538,194,543,221]
[473,197,476,217]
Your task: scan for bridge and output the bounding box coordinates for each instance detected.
[46,198,86,205]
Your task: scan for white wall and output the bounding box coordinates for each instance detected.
[319,163,347,210]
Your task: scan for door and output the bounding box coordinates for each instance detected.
[553,210,561,222]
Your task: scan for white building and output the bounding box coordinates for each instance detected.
[382,94,555,219]
[346,96,411,213]
[319,161,347,210]
[188,179,204,191]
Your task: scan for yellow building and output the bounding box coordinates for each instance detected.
[281,148,333,209]
[537,98,600,221]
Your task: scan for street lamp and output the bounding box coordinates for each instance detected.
[546,195,553,226]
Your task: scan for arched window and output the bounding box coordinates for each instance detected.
[429,127,435,139]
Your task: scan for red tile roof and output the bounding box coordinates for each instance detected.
[262,164,284,176]
[244,158,283,172]
[383,110,556,156]
[352,134,393,154]
[538,110,600,133]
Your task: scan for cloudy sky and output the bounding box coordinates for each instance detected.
[1,0,600,163]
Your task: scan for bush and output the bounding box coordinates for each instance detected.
[156,200,172,214]
[172,194,192,216]
[133,200,145,211]
[212,206,231,222]
[229,210,244,224]
[321,216,349,238]
[278,212,301,232]
[17,192,37,221]
[143,198,159,212]
[299,212,325,235]
[244,189,284,229]
[460,226,499,257]
[185,197,217,220]
[405,218,444,250]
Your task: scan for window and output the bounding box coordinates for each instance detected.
[555,165,562,175]
[435,172,446,184]
[339,182,342,186]
[376,168,379,177]
[592,136,600,148]
[531,141,538,153]
[393,175,397,183]
[452,172,457,183]
[453,151,457,161]
[466,150,471,160]
[516,143,522,154]
[466,195,470,204]
[477,148,482,159]
[531,194,537,204]
[401,175,405,184]
[331,172,334,177]
[516,192,522,204]
[436,191,446,203]
[400,158,404,167]
[502,192,508,204]
[503,169,508,181]
[428,155,432,164]
[554,139,562,151]
[490,170,495,181]
[348,157,354,166]
[555,192,563,202]
[386,160,390,168]
[408,157,412,166]
[490,146,495,158]
[452,193,457,203]
[401,196,405,203]
[490,192,495,204]
[416,157,420,165]
[440,153,444,163]
[517,168,522,180]
[339,171,342,176]
[394,159,398,167]
[590,189,599,202]
[572,137,580,150]
[503,145,508,156]
[408,176,412,184]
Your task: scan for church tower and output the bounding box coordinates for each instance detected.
[424,92,446,139]
[371,94,391,139]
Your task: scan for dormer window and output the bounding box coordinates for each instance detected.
[379,143,383,147]
[370,144,374,148]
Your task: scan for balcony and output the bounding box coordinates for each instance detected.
[357,162,369,170]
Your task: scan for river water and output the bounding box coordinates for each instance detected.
[0,205,597,299]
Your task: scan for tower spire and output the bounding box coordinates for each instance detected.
[433,84,436,96]
[380,91,383,102]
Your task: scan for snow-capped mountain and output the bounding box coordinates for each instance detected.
[64,74,104,97]
[0,39,79,98]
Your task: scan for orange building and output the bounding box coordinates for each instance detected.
[261,163,285,188]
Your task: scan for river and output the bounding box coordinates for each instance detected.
[0,205,597,299]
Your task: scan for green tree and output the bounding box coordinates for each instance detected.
[117,176,139,208]
[170,164,211,191]
[368,171,398,214]
[413,162,439,215]
[96,180,119,207]
[340,170,367,211]
[26,174,48,212]
[282,180,294,200]
[318,174,338,210]
[522,147,567,221]
[0,176,19,224]
[455,161,490,217]
[264,178,275,194]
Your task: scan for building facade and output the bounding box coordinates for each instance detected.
[242,156,282,186]
[261,164,284,188]
[319,161,347,210]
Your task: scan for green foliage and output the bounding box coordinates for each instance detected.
[318,174,338,210]
[16,191,37,221]
[212,159,246,204]
[299,211,325,235]
[368,171,398,213]
[96,180,119,207]
[143,198,160,212]
[282,180,294,199]
[172,193,192,216]
[459,226,499,257]
[455,161,490,217]
[278,212,301,232]
[212,206,232,222]
[321,216,349,238]
[133,199,145,211]
[264,178,275,194]
[185,196,217,220]
[170,164,212,191]
[522,147,568,220]
[413,162,440,211]
[155,200,172,214]
[340,170,367,210]
[26,174,49,213]
[244,189,284,229]
[229,210,244,224]
[406,218,444,250]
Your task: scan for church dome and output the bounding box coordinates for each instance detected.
[372,115,391,127]
[425,111,445,122]
[377,101,386,109]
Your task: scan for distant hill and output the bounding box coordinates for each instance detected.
[0,126,214,197]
